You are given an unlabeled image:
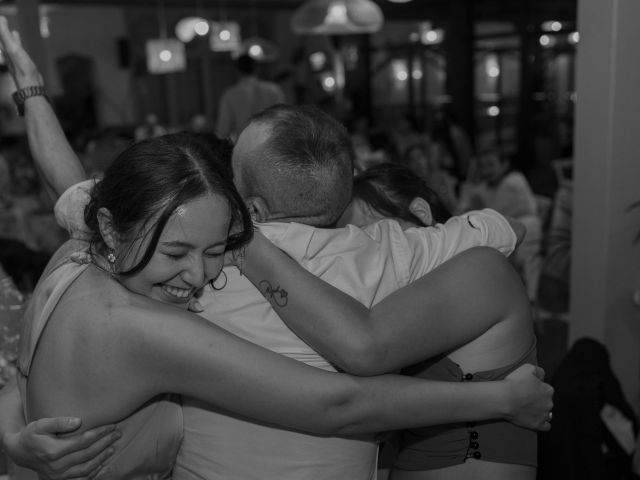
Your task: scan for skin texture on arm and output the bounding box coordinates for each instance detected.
[238,235,529,376]
[0,377,25,443]
[0,377,121,479]
[0,17,86,201]
[27,265,552,437]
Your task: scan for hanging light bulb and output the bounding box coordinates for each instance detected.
[175,16,210,43]
[233,0,279,62]
[147,0,186,74]
[210,21,242,52]
[194,19,210,36]
[232,37,279,62]
[146,38,187,74]
[419,22,444,45]
[309,51,327,70]
[291,0,384,35]
[320,72,337,92]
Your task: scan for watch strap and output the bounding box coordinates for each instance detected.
[12,85,49,116]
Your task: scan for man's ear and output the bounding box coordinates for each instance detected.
[408,197,434,226]
[245,196,271,223]
[97,207,119,250]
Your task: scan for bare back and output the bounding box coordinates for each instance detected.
[24,258,174,427]
[19,252,184,477]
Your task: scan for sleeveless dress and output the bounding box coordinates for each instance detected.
[17,244,184,479]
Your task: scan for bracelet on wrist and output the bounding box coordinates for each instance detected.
[11,85,49,117]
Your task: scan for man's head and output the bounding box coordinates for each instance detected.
[231,104,354,227]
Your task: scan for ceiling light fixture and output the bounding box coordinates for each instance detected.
[147,0,186,74]
[291,0,384,36]
[232,0,279,62]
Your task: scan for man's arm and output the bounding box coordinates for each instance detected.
[238,233,531,376]
[380,208,519,283]
[0,17,86,202]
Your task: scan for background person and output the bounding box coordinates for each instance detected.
[457,149,542,300]
[216,54,286,142]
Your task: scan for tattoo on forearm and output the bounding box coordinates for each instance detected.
[258,280,288,307]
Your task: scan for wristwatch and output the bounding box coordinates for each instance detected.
[12,85,49,116]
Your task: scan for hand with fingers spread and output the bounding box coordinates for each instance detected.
[503,363,554,431]
[3,417,120,480]
[0,16,43,90]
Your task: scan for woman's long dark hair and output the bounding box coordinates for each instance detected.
[353,163,452,226]
[84,132,252,276]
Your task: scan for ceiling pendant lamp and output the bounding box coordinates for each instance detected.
[210,21,241,52]
[232,37,279,62]
[209,0,242,52]
[146,38,187,74]
[147,0,187,74]
[175,0,211,43]
[231,0,279,62]
[175,16,210,43]
[291,0,384,36]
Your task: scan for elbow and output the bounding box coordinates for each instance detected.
[331,338,389,376]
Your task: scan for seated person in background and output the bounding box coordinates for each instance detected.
[391,114,426,162]
[354,129,399,173]
[403,143,458,214]
[259,162,540,479]
[430,107,475,183]
[216,54,286,142]
[457,149,542,300]
[348,115,373,172]
[537,183,572,315]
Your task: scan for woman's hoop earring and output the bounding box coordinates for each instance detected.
[210,270,228,291]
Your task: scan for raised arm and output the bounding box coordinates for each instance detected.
[238,233,530,376]
[0,17,86,201]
